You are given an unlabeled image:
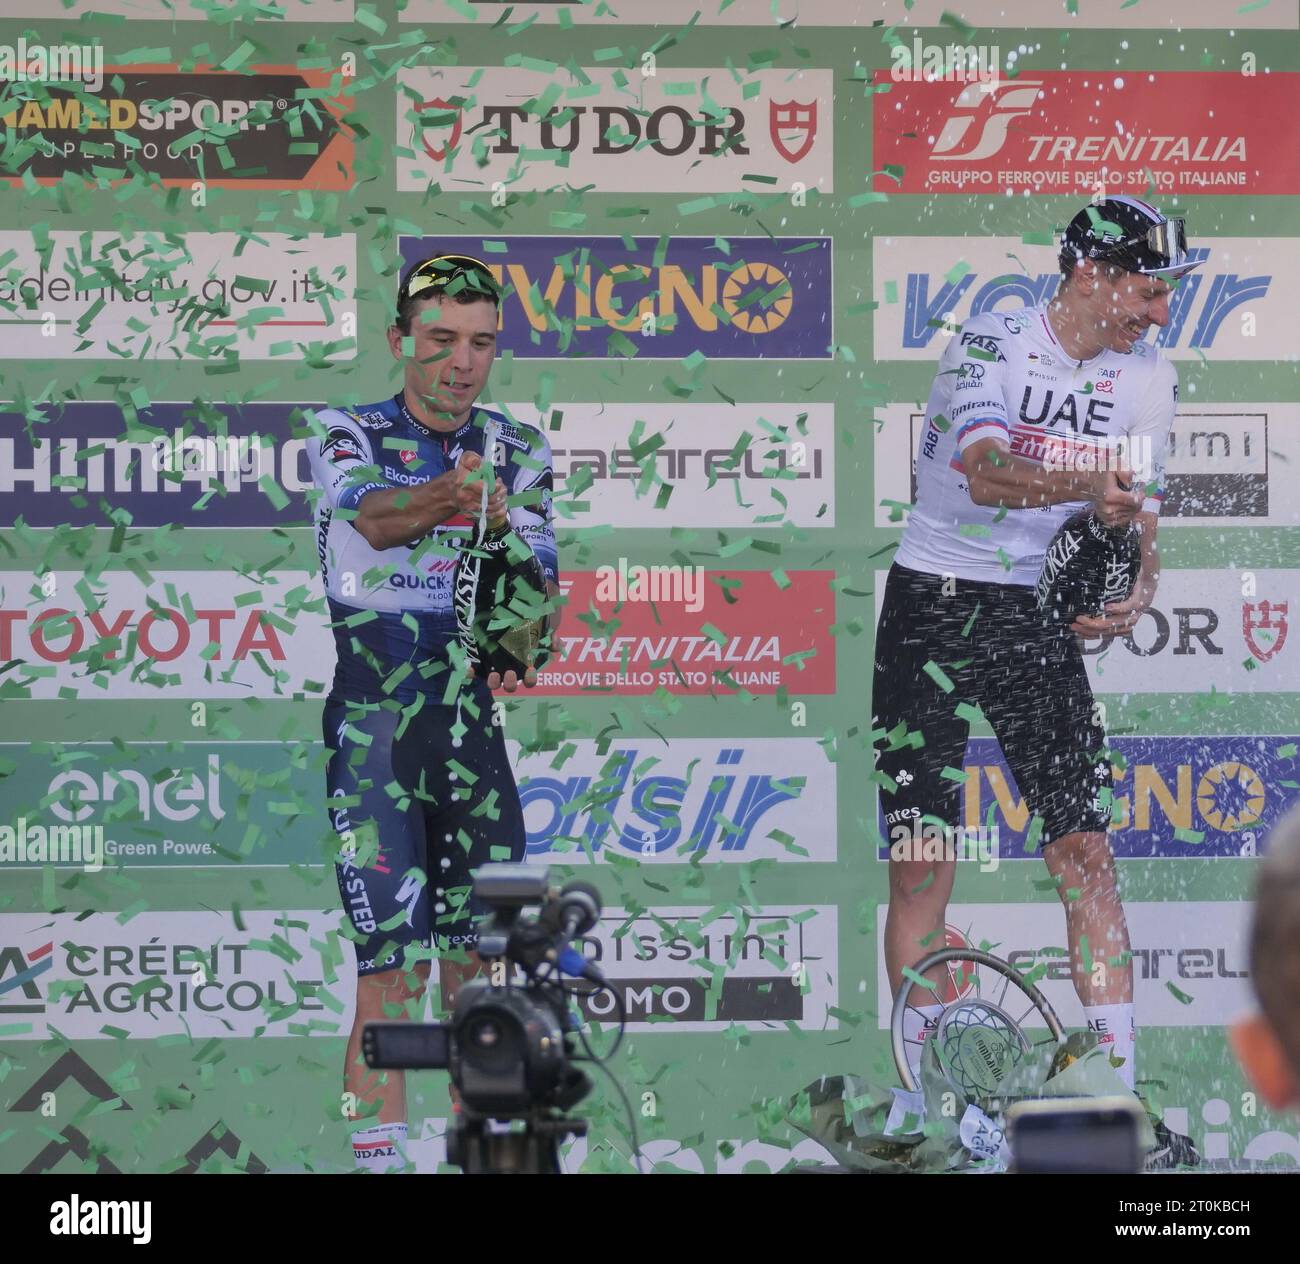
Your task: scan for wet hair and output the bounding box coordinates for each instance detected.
[1058,251,1132,287]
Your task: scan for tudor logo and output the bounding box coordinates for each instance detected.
[769,100,817,164]
[930,80,1043,162]
[1243,600,1288,663]
[417,97,463,162]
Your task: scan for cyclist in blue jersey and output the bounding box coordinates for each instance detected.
[875,198,1200,1166]
[307,253,560,1172]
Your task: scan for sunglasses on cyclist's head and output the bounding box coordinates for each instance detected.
[399,254,500,304]
[1093,217,1188,271]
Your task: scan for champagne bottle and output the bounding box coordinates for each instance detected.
[1036,508,1141,626]
[452,451,551,678]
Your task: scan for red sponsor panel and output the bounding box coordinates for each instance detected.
[535,569,836,695]
[872,71,1300,195]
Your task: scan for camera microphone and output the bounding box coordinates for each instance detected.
[556,881,601,938]
[557,945,605,983]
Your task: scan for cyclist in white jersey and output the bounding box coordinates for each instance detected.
[875,198,1200,1164]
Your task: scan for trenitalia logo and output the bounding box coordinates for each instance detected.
[397,67,832,193]
[398,235,833,359]
[928,80,1041,162]
[872,71,1300,195]
[2,66,354,189]
[536,570,835,696]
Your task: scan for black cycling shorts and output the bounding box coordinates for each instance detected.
[324,686,526,976]
[872,563,1112,849]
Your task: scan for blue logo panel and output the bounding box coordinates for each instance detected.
[399,235,833,359]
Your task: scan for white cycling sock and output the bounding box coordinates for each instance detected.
[352,1122,408,1173]
[1085,1002,1136,1091]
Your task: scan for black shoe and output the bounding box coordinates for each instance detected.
[1144,1116,1202,1170]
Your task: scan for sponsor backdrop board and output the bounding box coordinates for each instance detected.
[402,0,1300,29]
[0,5,1297,1178]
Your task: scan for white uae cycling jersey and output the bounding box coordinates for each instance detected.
[895,303,1177,586]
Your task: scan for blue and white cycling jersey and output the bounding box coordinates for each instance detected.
[307,393,558,700]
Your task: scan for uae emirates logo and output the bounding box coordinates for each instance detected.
[417,98,464,162]
[1243,600,1288,663]
[769,101,817,163]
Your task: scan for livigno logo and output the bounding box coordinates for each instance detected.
[0,39,104,90]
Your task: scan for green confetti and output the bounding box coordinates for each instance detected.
[922,660,955,693]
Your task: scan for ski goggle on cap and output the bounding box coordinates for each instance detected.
[1061,196,1202,281]
[397,253,501,307]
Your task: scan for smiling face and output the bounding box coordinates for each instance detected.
[1086,263,1175,354]
[386,295,498,429]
